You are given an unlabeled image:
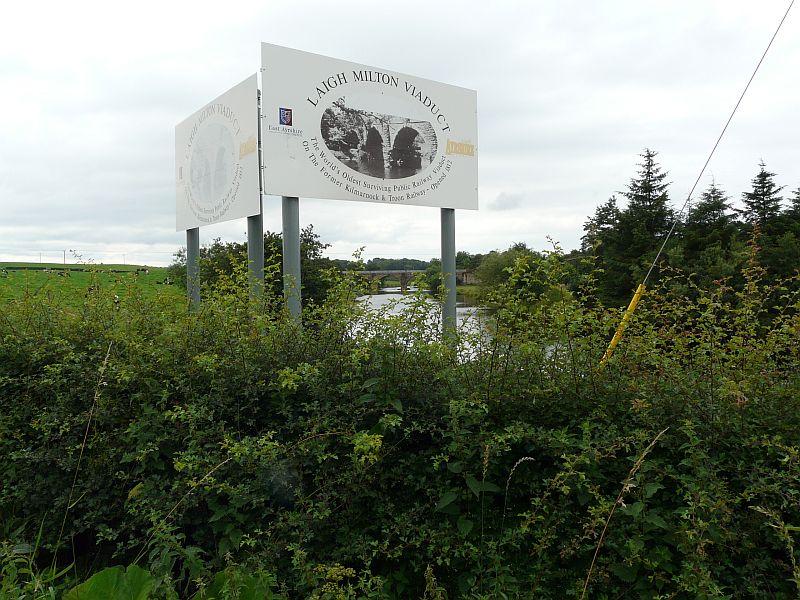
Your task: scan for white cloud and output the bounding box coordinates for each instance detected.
[0,0,798,265]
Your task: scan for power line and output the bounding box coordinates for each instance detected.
[601,0,795,367]
[643,0,795,286]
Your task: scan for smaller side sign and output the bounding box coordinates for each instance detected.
[175,74,260,231]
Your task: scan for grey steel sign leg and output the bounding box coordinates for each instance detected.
[282,196,302,319]
[186,227,200,309]
[247,208,264,297]
[441,208,457,336]
[250,89,265,299]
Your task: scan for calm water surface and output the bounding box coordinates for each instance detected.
[357,286,486,332]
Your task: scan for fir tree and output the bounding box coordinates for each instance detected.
[740,161,784,225]
[607,149,674,298]
[685,181,732,231]
[580,151,675,304]
[789,187,800,216]
[581,196,620,252]
[620,148,673,240]
[681,182,741,282]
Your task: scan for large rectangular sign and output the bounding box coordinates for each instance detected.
[261,43,478,210]
[175,74,260,231]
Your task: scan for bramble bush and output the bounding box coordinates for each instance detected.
[0,246,798,598]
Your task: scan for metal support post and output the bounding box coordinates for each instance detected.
[247,207,264,297]
[441,208,457,336]
[249,87,265,299]
[186,227,200,309]
[282,196,301,319]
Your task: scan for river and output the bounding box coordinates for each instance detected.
[357,286,486,332]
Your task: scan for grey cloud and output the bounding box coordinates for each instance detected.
[489,192,524,211]
[0,0,797,266]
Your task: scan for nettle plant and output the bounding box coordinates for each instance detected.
[0,246,798,598]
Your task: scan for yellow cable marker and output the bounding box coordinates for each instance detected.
[599,283,646,368]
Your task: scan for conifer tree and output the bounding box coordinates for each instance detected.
[580,150,675,304]
[681,182,741,282]
[740,161,784,225]
[620,148,673,240]
[604,149,674,299]
[581,196,620,252]
[686,181,732,231]
[789,187,800,216]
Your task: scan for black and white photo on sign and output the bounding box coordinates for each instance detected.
[320,99,438,180]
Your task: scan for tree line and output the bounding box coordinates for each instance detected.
[169,148,799,306]
[577,149,800,305]
[450,149,799,304]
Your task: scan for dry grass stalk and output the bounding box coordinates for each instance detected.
[580,427,668,600]
[52,341,113,570]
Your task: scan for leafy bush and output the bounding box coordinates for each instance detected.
[1,246,798,598]
[166,225,338,306]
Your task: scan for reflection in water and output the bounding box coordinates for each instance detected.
[357,287,487,337]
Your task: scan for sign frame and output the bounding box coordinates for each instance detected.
[260,43,478,211]
[175,73,261,232]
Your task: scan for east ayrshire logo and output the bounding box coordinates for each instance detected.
[279,107,293,126]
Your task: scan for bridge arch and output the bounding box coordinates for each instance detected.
[362,127,386,177]
[320,101,439,179]
[365,127,384,159]
[390,127,423,170]
[342,129,361,156]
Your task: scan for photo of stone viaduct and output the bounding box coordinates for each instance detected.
[321,100,438,179]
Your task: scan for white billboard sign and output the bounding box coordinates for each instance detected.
[261,44,478,210]
[175,74,260,231]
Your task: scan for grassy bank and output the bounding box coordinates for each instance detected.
[0,262,180,305]
[456,283,481,302]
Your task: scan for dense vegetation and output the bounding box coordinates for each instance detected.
[166,226,339,307]
[468,151,800,306]
[2,149,799,597]
[2,232,799,597]
[175,151,799,309]
[579,150,800,305]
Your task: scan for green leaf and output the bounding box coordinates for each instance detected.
[644,482,664,498]
[228,528,243,549]
[435,491,459,511]
[206,569,281,600]
[457,516,474,536]
[447,461,463,473]
[219,537,230,557]
[620,501,644,518]
[645,512,669,530]
[64,565,156,600]
[481,480,501,493]
[466,475,481,497]
[439,503,460,516]
[121,566,156,600]
[466,475,501,497]
[126,482,144,500]
[361,378,380,390]
[610,563,638,583]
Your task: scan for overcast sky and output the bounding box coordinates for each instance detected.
[0,0,797,266]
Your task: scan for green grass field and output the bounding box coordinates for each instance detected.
[0,262,182,305]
